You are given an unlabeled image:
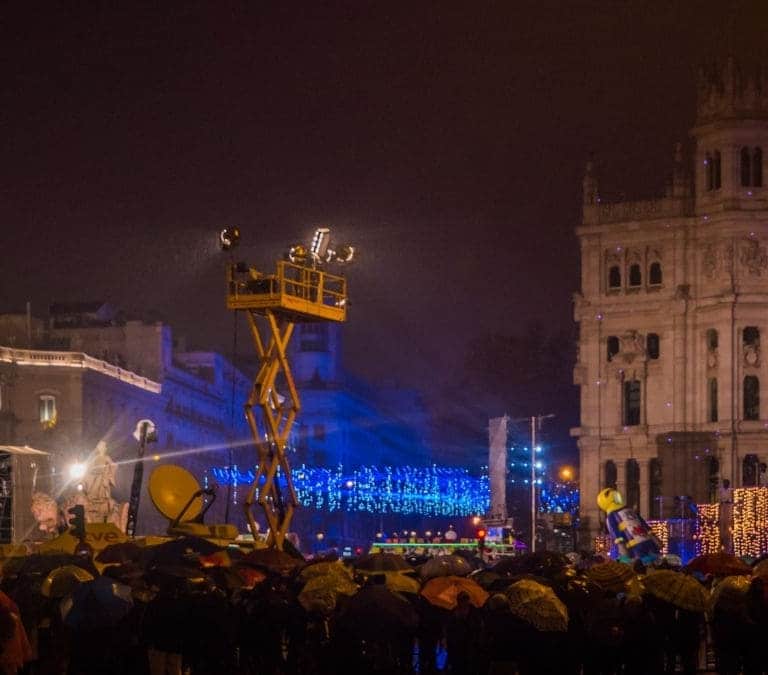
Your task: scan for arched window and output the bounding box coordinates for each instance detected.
[707,328,719,351]
[743,454,759,487]
[604,460,617,490]
[629,264,642,287]
[706,153,714,191]
[649,261,662,286]
[626,459,640,511]
[649,458,663,518]
[623,380,641,426]
[38,395,56,427]
[753,147,763,187]
[608,266,621,289]
[708,457,720,503]
[607,336,620,362]
[708,377,718,423]
[647,333,660,360]
[744,375,760,420]
[741,146,752,186]
[713,151,722,189]
[744,326,760,348]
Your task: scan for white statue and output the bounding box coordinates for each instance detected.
[83,441,118,524]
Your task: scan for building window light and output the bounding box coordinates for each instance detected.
[39,395,57,429]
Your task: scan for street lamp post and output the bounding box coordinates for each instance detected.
[530,414,554,553]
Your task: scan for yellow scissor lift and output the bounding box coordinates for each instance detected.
[226,259,348,549]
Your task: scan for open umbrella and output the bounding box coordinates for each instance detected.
[299,560,353,582]
[687,552,751,577]
[95,542,144,565]
[419,554,472,580]
[234,565,267,589]
[144,536,224,566]
[421,575,489,610]
[61,576,133,630]
[586,561,635,593]
[298,573,359,615]
[339,584,418,640]
[492,551,569,578]
[354,552,411,573]
[40,565,95,599]
[642,570,707,612]
[243,547,304,576]
[505,579,568,632]
[379,571,421,595]
[710,575,752,615]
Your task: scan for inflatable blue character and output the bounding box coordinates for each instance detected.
[597,488,660,564]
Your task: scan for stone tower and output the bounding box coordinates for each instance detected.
[574,57,768,544]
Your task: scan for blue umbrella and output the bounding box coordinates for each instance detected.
[62,576,133,630]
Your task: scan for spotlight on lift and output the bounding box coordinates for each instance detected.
[220,226,241,252]
[288,243,308,265]
[328,243,355,264]
[310,227,331,263]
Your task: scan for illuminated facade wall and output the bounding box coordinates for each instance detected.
[574,58,768,544]
[0,309,252,537]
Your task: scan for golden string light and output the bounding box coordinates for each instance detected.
[647,519,669,555]
[694,503,720,555]
[733,487,768,558]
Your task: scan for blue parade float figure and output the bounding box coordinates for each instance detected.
[597,487,660,564]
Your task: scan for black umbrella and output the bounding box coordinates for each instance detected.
[338,584,419,640]
[3,553,97,580]
[355,552,412,573]
[144,537,224,566]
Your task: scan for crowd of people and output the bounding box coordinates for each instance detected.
[0,542,765,675]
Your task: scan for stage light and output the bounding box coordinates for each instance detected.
[330,243,355,263]
[220,226,241,251]
[288,243,307,264]
[310,227,331,262]
[69,462,87,480]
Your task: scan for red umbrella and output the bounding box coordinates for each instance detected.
[686,552,751,577]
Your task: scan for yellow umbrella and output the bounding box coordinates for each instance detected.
[505,579,568,632]
[642,570,707,612]
[41,565,94,598]
[421,575,489,610]
[299,560,353,582]
[381,571,421,595]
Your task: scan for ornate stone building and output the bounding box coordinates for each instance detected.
[574,58,768,542]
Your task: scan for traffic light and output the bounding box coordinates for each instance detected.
[476,528,487,553]
[67,504,85,540]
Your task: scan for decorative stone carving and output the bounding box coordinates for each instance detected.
[707,350,718,369]
[619,330,646,363]
[703,242,733,280]
[740,238,768,276]
[744,342,760,367]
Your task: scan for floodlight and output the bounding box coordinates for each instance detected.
[220,226,241,251]
[288,243,307,264]
[310,227,331,262]
[69,462,87,480]
[333,243,355,263]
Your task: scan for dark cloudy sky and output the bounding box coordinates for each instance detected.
[1,1,765,460]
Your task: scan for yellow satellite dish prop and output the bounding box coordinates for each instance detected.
[149,465,203,523]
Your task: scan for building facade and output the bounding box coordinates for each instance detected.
[0,303,252,539]
[574,58,768,543]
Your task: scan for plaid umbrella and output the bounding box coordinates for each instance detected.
[642,570,707,612]
[419,554,472,580]
[298,573,359,615]
[504,579,568,632]
[421,575,489,610]
[354,552,412,573]
[709,575,752,615]
[586,561,635,593]
[687,552,751,577]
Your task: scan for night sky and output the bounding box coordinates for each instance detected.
[2,2,765,465]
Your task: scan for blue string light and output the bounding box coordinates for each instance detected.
[210,463,489,516]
